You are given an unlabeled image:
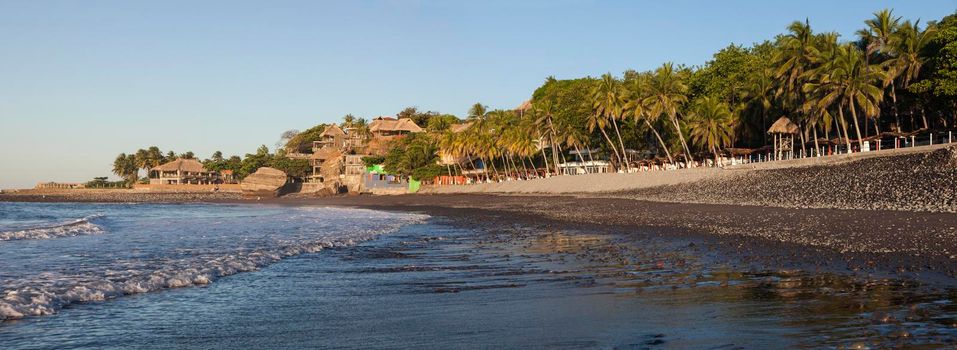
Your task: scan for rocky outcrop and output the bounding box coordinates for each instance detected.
[241,167,288,198]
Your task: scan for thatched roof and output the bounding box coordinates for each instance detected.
[370,117,423,133]
[768,117,800,134]
[321,124,346,137]
[151,158,209,173]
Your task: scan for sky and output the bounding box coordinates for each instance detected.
[0,0,954,188]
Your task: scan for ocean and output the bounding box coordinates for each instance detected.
[1,202,955,349]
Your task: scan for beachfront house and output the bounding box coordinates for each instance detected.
[149,158,219,185]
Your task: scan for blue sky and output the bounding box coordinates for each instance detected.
[0,0,953,188]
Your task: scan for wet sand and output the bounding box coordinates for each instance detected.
[295,194,957,287]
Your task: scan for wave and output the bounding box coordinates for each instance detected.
[0,213,426,322]
[0,215,105,241]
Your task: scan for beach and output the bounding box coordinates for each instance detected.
[3,145,957,286]
[4,145,957,348]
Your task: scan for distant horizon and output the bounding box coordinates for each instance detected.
[1,0,954,189]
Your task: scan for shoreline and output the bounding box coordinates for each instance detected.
[293,194,957,287]
[3,192,956,286]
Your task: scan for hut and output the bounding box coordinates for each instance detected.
[768,117,800,160]
[369,117,423,138]
[149,158,218,185]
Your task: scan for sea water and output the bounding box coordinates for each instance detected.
[1,202,956,349]
[0,202,422,321]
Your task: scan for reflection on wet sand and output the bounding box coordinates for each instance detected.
[349,223,957,349]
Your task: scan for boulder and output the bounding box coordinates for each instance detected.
[241,167,288,198]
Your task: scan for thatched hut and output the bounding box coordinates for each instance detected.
[369,117,423,137]
[768,117,800,160]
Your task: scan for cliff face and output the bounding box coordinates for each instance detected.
[627,145,957,213]
[241,167,288,198]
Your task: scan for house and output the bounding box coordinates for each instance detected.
[369,117,423,138]
[149,158,219,185]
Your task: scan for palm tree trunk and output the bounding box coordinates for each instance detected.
[598,127,622,169]
[644,119,673,163]
[838,107,852,151]
[519,155,529,178]
[672,117,695,166]
[539,145,550,177]
[610,116,630,170]
[712,144,720,167]
[813,127,820,156]
[798,126,807,158]
[921,106,929,130]
[549,135,561,176]
[849,102,865,149]
[891,84,901,133]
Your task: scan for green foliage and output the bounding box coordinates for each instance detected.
[410,164,446,181]
[689,44,769,105]
[203,151,242,174]
[85,177,129,189]
[283,124,327,153]
[269,156,311,178]
[426,114,460,132]
[239,145,273,179]
[912,12,957,99]
[382,133,438,177]
[361,155,385,166]
[112,153,139,183]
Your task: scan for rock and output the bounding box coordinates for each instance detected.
[241,167,288,198]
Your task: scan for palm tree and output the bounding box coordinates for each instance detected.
[774,20,821,155]
[743,67,775,145]
[533,100,564,175]
[468,103,487,120]
[858,9,902,60]
[806,44,885,150]
[884,19,937,131]
[591,73,630,170]
[686,97,735,166]
[584,104,622,168]
[644,62,694,165]
[623,73,673,163]
[112,153,139,184]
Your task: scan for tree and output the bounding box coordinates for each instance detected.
[645,63,694,164]
[134,147,164,180]
[686,97,735,165]
[277,129,300,150]
[858,9,902,60]
[910,12,957,127]
[591,73,630,169]
[239,145,273,178]
[112,153,139,184]
[806,44,885,149]
[624,72,673,163]
[283,124,328,153]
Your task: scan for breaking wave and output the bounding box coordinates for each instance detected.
[0,211,426,322]
[0,215,105,241]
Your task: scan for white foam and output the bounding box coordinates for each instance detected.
[0,215,105,241]
[0,210,427,322]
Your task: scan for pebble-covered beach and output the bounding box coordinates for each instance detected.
[625,145,957,212]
